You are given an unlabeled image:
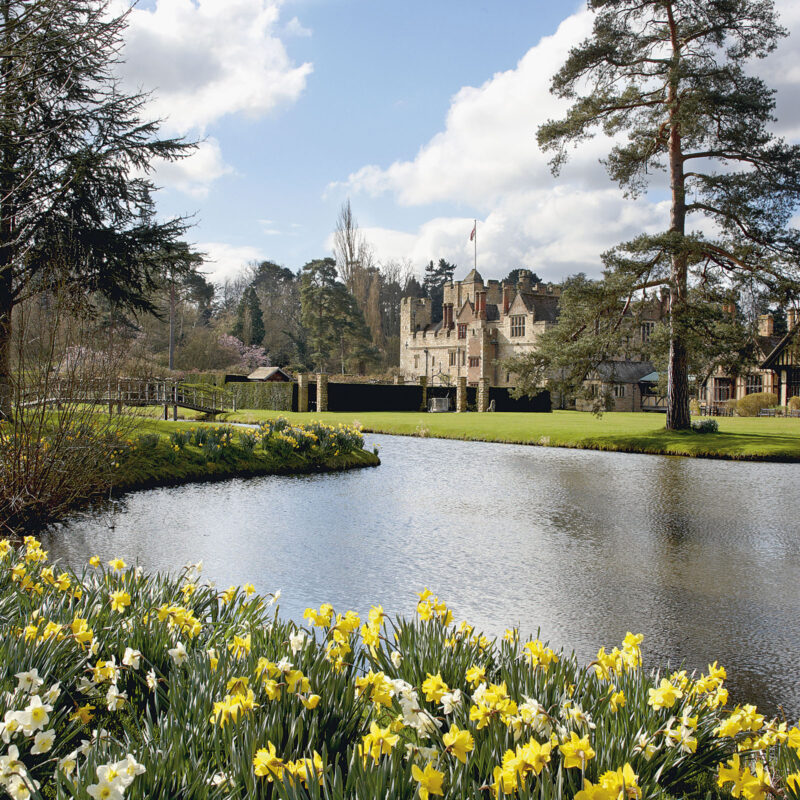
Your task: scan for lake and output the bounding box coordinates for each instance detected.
[42,433,800,718]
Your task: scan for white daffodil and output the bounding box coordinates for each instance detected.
[30,728,56,754]
[22,695,52,734]
[0,744,24,781]
[106,685,127,711]
[58,750,79,777]
[14,669,42,694]
[168,642,188,666]
[390,650,403,668]
[289,631,307,655]
[441,689,462,714]
[122,648,141,670]
[6,774,39,800]
[42,683,61,704]
[114,753,146,785]
[86,778,124,800]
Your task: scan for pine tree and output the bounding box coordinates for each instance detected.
[538,0,800,429]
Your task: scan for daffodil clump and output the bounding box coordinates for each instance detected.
[2,537,800,799]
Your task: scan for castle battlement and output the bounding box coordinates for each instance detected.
[400,269,559,387]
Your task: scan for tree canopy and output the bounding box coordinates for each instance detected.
[537,0,800,428]
[300,258,377,373]
[0,0,196,418]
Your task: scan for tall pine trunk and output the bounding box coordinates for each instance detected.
[665,12,691,431]
[667,130,690,430]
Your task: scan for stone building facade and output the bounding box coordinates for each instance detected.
[400,269,560,386]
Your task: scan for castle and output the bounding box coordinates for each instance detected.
[400,269,560,387]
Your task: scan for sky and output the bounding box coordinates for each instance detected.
[116,0,800,286]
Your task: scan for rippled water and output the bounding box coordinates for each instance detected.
[43,435,800,717]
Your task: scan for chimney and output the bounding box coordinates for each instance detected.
[757,314,774,337]
[788,307,799,330]
[517,270,531,290]
[443,303,454,329]
[502,284,513,315]
[476,290,486,320]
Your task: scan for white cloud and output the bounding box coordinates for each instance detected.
[120,0,313,135]
[363,191,669,283]
[114,0,312,198]
[197,242,266,283]
[154,138,233,198]
[341,6,800,281]
[284,16,312,37]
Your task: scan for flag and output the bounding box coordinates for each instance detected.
[469,223,476,241]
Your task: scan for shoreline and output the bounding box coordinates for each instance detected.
[212,410,800,464]
[110,447,381,497]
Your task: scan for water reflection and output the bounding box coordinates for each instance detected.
[42,435,800,717]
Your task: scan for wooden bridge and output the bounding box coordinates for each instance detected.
[23,378,235,418]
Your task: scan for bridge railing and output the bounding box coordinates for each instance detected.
[21,378,234,414]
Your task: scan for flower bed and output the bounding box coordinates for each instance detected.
[1,538,798,799]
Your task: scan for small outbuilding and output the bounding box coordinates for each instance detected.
[247,367,292,382]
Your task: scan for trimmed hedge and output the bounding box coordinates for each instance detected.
[736,391,779,417]
[229,381,294,411]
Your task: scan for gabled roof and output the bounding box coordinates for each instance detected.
[505,291,559,323]
[456,299,474,321]
[592,361,655,384]
[247,366,291,381]
[506,292,529,316]
[761,324,799,369]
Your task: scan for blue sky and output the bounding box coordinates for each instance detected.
[120,0,800,284]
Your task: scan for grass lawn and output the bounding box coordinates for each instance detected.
[206,409,800,462]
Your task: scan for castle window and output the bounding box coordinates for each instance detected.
[468,356,480,368]
[746,374,763,394]
[457,323,467,339]
[510,315,526,337]
[613,384,626,398]
[461,350,466,366]
[641,321,656,343]
[431,356,435,366]
[449,351,457,366]
[414,355,419,369]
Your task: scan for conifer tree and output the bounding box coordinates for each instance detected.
[538,0,800,429]
[0,0,195,420]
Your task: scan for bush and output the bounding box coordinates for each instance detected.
[691,418,719,433]
[689,398,700,415]
[736,391,779,417]
[789,395,800,411]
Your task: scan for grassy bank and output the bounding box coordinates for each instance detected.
[114,420,380,491]
[2,537,799,799]
[2,415,378,533]
[112,418,379,496]
[211,410,800,462]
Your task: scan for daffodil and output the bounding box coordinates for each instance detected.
[412,762,444,800]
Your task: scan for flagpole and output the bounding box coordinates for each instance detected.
[474,219,477,271]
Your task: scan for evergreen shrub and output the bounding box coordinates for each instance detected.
[736,392,779,417]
